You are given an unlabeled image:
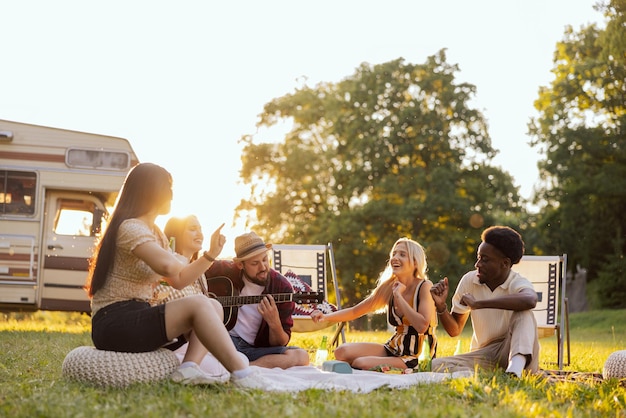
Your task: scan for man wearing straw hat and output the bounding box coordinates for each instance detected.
[205,232,310,369]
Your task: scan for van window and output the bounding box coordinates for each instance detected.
[54,198,104,237]
[66,148,131,170]
[0,171,37,215]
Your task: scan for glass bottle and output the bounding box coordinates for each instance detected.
[418,338,431,372]
[314,335,328,367]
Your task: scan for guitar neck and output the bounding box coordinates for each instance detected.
[205,276,323,308]
[216,293,295,307]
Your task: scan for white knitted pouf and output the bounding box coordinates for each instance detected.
[603,350,626,380]
[62,346,179,388]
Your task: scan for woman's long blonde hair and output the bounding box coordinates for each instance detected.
[370,237,428,305]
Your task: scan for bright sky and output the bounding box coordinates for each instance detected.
[1,1,604,257]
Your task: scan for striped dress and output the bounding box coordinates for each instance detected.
[383,280,437,368]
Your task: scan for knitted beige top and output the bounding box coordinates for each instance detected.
[91,219,168,315]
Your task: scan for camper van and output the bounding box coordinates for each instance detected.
[0,119,139,313]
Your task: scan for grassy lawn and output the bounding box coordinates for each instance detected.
[0,309,625,417]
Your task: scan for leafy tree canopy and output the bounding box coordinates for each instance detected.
[238,49,524,306]
[529,0,626,307]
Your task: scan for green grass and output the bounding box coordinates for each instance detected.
[1,310,625,417]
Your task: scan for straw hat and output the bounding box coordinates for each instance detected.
[233,231,272,262]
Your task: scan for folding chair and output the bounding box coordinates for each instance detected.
[514,254,570,370]
[270,243,346,347]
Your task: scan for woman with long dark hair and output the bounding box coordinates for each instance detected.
[86,163,271,388]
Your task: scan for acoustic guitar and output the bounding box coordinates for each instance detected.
[205,276,323,330]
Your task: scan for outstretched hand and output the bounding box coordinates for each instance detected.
[310,309,325,323]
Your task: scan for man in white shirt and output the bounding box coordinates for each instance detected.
[430,226,539,377]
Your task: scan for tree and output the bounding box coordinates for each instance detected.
[238,50,523,306]
[588,227,626,309]
[528,0,626,307]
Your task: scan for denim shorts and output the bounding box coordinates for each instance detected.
[91,300,186,352]
[230,335,291,361]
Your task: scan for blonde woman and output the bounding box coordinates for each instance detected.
[311,238,437,370]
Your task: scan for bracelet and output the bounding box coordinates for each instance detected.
[202,251,215,262]
[436,306,448,315]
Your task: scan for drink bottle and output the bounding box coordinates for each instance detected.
[314,335,328,367]
[418,338,431,372]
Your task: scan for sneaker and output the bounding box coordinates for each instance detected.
[170,364,226,386]
[231,370,276,391]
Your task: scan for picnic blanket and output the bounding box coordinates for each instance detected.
[178,349,472,392]
[244,365,472,392]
